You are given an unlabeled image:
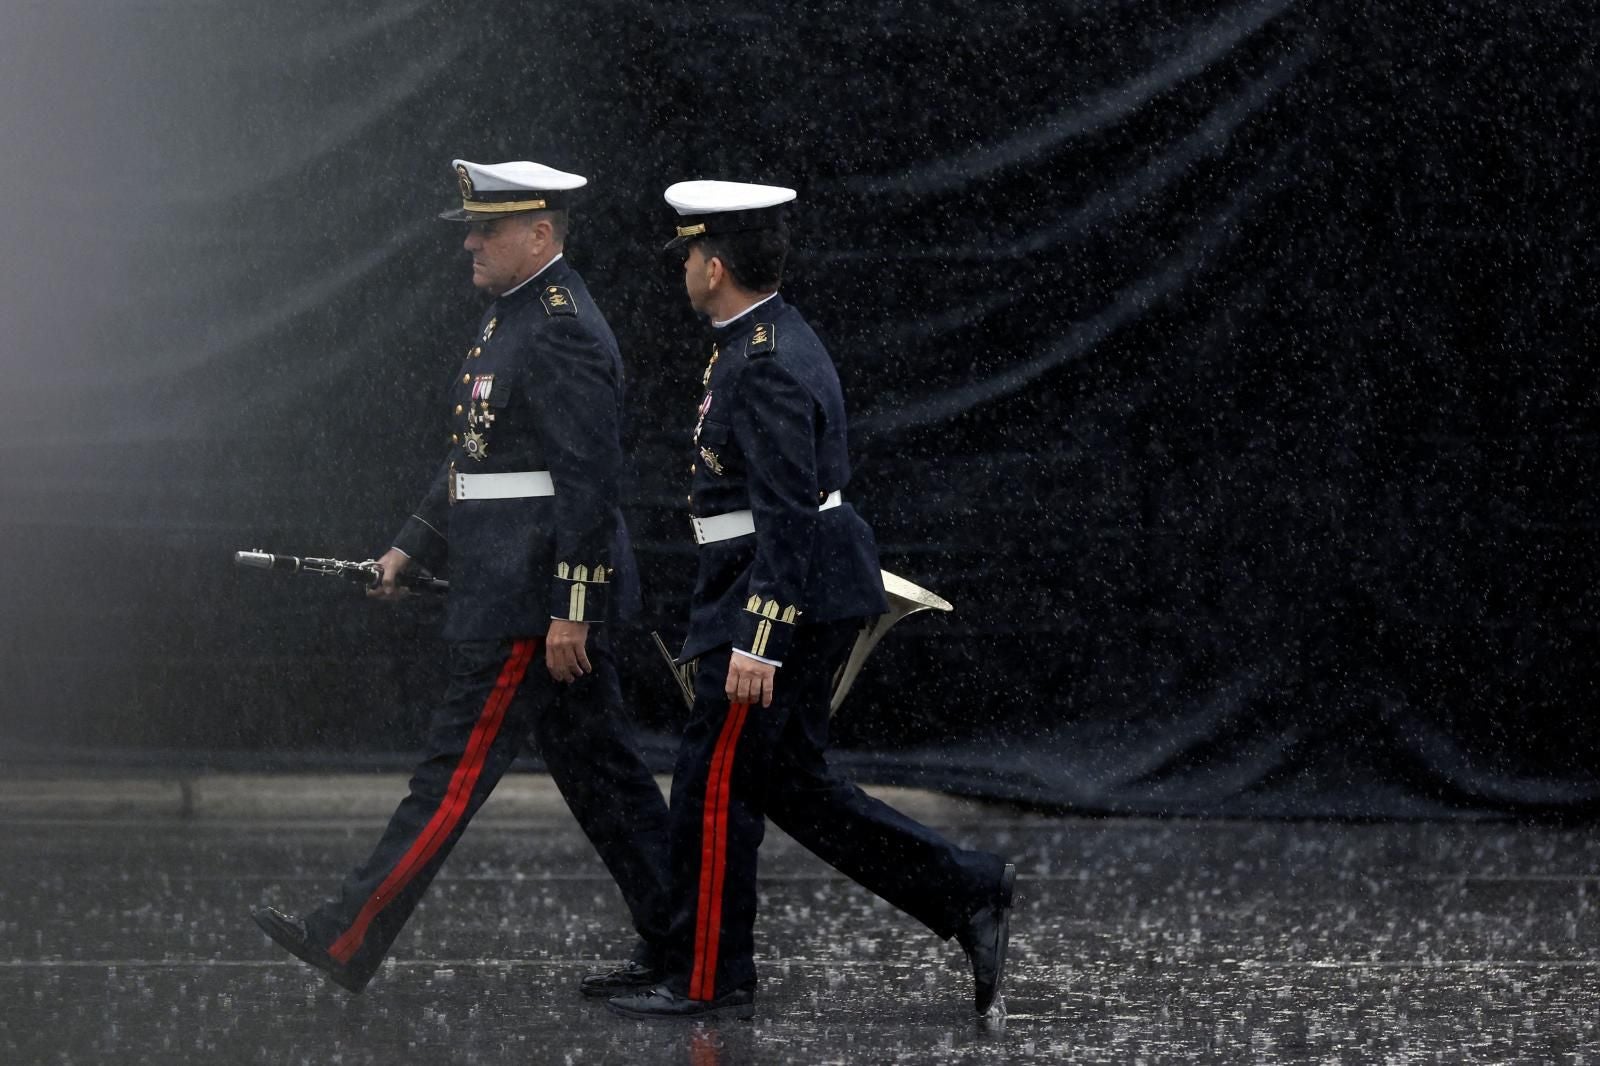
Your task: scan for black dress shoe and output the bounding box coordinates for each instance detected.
[251,906,372,994]
[956,863,1016,1014]
[579,959,663,998]
[606,984,756,1021]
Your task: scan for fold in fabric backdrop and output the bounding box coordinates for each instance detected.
[0,1,1593,816]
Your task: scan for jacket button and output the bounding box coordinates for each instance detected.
[454,404,464,415]
[690,464,697,474]
[471,346,482,358]
[452,434,460,444]
[462,373,471,384]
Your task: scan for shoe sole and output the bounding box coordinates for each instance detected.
[252,910,370,994]
[605,999,756,1022]
[579,977,660,999]
[978,863,1017,1014]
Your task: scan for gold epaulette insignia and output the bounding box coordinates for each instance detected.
[542,285,577,317]
[747,323,775,357]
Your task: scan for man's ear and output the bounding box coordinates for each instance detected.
[704,253,725,290]
[531,216,555,248]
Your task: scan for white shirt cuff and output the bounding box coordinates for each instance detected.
[733,648,782,668]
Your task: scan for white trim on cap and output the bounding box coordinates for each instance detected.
[664,180,797,216]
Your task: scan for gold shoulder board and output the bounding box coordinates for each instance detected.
[747,322,776,356]
[541,285,578,317]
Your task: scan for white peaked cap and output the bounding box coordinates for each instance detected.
[440,159,587,221]
[664,180,797,216]
[661,180,797,249]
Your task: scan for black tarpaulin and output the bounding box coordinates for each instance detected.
[0,1,1593,817]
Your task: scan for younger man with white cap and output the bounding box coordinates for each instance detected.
[607,180,1015,1021]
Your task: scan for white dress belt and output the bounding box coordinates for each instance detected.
[452,469,555,501]
[692,490,842,545]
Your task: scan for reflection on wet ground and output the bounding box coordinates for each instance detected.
[2,777,1598,1063]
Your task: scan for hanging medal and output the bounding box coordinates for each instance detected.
[693,344,719,445]
[693,391,713,445]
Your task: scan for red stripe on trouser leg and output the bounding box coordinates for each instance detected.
[691,704,732,998]
[702,703,749,994]
[689,703,742,1000]
[327,638,539,965]
[689,700,750,1001]
[690,701,749,1000]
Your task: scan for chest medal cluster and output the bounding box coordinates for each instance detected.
[461,372,496,461]
[693,344,725,476]
[454,314,502,462]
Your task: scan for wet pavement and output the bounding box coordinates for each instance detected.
[3,773,1599,1063]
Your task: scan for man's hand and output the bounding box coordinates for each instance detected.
[367,547,412,602]
[727,652,776,708]
[546,619,592,683]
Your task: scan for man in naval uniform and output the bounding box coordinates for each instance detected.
[607,181,1015,1021]
[252,159,672,997]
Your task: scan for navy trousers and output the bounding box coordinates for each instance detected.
[664,620,1005,999]
[299,634,672,980]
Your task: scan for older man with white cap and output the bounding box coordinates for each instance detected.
[606,180,1015,1021]
[251,159,673,999]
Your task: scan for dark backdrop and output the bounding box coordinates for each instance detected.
[1,0,1594,817]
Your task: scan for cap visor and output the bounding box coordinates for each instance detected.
[437,206,544,223]
[663,233,695,252]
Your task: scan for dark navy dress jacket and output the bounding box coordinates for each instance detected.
[393,257,640,642]
[682,294,887,663]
